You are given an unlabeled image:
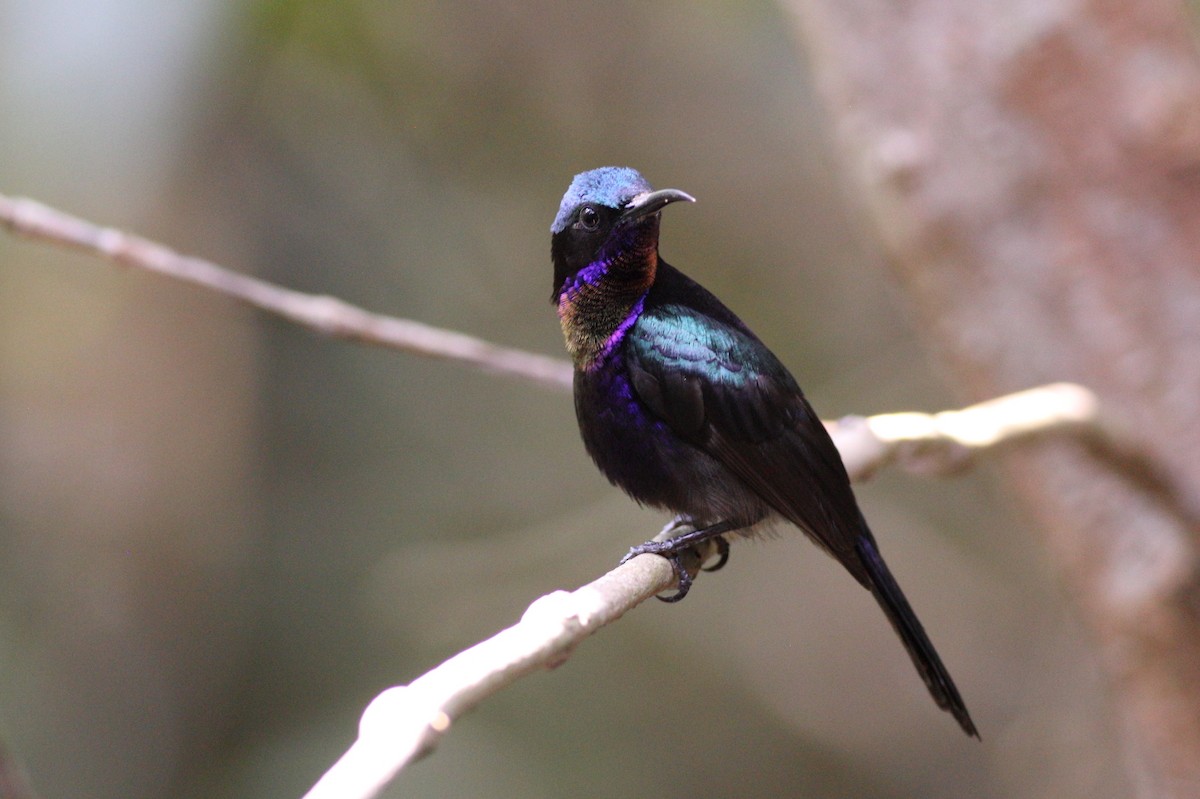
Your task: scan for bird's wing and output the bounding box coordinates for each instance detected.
[626,303,867,575]
[628,302,978,735]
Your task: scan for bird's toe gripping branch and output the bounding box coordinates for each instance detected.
[618,521,734,602]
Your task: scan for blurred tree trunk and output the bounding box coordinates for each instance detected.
[787,1,1200,796]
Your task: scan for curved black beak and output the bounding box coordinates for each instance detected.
[620,188,696,223]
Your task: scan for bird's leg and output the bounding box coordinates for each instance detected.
[619,520,735,602]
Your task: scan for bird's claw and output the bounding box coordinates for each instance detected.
[619,534,729,602]
[657,553,692,602]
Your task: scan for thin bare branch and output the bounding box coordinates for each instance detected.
[302,383,1105,799]
[0,193,573,391]
[830,382,1101,477]
[304,543,687,799]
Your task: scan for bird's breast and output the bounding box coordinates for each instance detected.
[557,283,646,371]
[574,357,682,487]
[572,346,769,527]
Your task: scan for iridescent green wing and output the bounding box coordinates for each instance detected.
[627,303,867,577]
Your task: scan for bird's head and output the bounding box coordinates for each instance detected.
[550,167,694,303]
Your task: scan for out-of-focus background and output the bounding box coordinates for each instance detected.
[0,2,1126,797]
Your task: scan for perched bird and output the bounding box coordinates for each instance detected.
[550,166,977,738]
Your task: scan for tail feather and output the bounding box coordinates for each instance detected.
[855,535,979,739]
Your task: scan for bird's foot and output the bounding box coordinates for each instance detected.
[619,540,695,601]
[618,522,734,602]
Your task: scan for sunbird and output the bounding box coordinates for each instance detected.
[550,166,976,737]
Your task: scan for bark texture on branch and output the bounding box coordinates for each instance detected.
[787,1,1200,795]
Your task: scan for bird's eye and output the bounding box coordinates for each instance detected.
[578,205,600,230]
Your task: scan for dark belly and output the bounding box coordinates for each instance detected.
[573,364,768,528]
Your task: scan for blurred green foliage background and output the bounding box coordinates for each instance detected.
[0,1,1126,797]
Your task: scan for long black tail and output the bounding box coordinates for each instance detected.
[855,535,979,738]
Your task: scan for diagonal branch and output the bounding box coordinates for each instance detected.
[303,547,684,799]
[0,193,573,391]
[301,382,1112,799]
